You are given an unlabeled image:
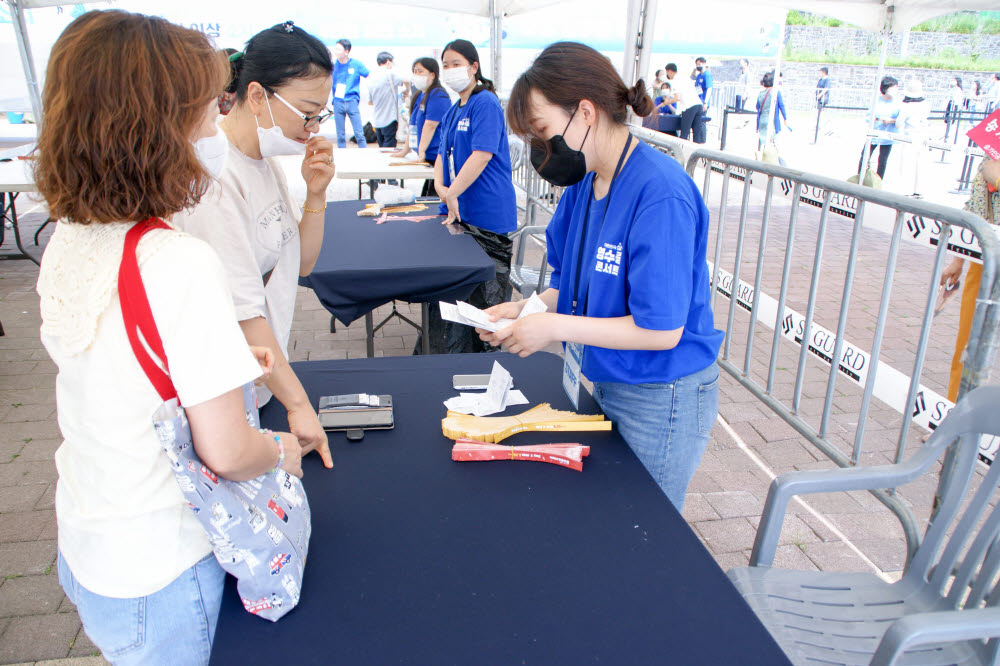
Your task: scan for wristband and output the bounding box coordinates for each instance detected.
[302,202,327,214]
[261,429,284,473]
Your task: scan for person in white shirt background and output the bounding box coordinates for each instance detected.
[174,21,335,470]
[368,51,408,148]
[898,78,931,198]
[663,62,707,143]
[34,10,304,663]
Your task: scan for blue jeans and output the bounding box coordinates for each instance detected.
[58,551,225,666]
[334,98,366,148]
[593,362,719,511]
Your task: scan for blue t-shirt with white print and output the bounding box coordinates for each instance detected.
[545,140,722,384]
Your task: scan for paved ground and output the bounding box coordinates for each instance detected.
[0,134,992,663]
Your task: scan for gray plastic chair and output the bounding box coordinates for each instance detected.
[727,385,1000,665]
[510,225,548,298]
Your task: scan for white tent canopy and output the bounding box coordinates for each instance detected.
[6,0,999,127]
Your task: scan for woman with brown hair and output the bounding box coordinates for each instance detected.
[481,42,723,511]
[35,11,301,663]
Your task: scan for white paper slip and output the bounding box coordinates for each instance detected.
[442,362,526,417]
[438,292,548,333]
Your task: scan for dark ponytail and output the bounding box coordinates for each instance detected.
[442,38,495,95]
[508,41,653,142]
[227,21,332,101]
[413,57,445,112]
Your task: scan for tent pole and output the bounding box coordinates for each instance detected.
[860,5,893,178]
[622,0,657,86]
[489,0,502,93]
[9,0,44,127]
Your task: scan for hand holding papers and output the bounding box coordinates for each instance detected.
[438,292,547,333]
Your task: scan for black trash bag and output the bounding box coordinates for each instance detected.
[415,224,513,355]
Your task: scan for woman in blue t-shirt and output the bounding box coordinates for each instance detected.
[393,57,451,196]
[482,42,723,510]
[423,39,517,354]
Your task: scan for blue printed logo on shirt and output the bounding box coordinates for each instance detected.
[595,242,622,277]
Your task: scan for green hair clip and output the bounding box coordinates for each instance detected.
[228,51,244,63]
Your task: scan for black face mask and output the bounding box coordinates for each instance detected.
[530,108,591,187]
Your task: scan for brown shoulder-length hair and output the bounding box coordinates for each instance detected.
[35,10,226,224]
[507,41,654,144]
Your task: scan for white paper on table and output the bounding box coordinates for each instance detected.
[438,292,548,333]
[442,362,526,416]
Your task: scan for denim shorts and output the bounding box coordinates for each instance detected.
[58,550,225,666]
[593,362,720,512]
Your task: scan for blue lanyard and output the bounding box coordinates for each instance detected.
[570,133,633,317]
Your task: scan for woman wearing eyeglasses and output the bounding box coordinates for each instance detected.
[175,21,334,469]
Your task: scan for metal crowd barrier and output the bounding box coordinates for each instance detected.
[631,125,1000,561]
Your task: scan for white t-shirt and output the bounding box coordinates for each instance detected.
[38,223,261,598]
[174,143,302,404]
[670,75,704,112]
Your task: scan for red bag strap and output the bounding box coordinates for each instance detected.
[118,219,178,402]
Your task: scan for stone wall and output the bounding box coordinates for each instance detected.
[783,25,1000,60]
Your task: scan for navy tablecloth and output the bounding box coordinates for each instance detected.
[300,199,495,325]
[210,352,789,665]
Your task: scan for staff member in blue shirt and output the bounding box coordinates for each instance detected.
[482,42,723,510]
[393,57,452,196]
[425,39,517,354]
[331,38,370,148]
[692,56,713,110]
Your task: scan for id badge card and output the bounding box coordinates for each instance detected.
[409,131,418,151]
[334,83,347,99]
[562,342,584,410]
[447,149,456,182]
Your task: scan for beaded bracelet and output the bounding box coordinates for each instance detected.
[302,202,327,214]
[261,428,284,473]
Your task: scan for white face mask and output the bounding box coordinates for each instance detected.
[441,66,473,93]
[255,95,306,158]
[193,128,229,179]
[412,74,429,91]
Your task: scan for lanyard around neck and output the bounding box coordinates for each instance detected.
[571,132,634,317]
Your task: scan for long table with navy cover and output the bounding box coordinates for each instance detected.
[209,352,790,665]
[300,199,495,326]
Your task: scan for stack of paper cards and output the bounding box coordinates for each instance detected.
[438,292,547,333]
[443,361,528,417]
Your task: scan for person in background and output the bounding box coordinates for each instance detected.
[987,73,1000,113]
[945,76,964,141]
[654,81,676,115]
[174,21,335,470]
[736,58,751,111]
[972,80,987,113]
[858,75,900,180]
[815,66,831,109]
[495,41,721,510]
[756,70,788,151]
[368,51,406,149]
[691,56,713,111]
[219,47,239,115]
[425,38,517,354]
[35,10,302,663]
[939,158,1000,403]
[331,38,370,148]
[899,78,930,198]
[663,62,706,143]
[649,68,666,98]
[393,57,451,195]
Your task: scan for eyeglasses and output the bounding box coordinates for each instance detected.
[269,90,333,130]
